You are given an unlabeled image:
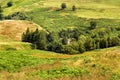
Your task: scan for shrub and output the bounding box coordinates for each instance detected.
[5,12,31,20]
[7,1,13,7]
[72,5,76,11]
[6,48,16,51]
[61,3,67,10]
[89,21,97,29]
[0,6,4,20]
[0,13,4,20]
[0,6,3,13]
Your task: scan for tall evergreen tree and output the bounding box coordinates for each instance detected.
[0,6,3,13]
[61,3,67,10]
[62,37,68,45]
[78,41,86,53]
[72,5,76,11]
[85,37,94,51]
[37,30,47,50]
[47,32,54,42]
[0,13,4,20]
[95,38,100,49]
[22,28,31,42]
[0,5,4,20]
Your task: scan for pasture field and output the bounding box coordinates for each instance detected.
[0,0,120,32]
[0,46,120,80]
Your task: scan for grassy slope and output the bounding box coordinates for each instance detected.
[1,0,120,32]
[0,46,120,80]
[0,20,43,41]
[0,20,43,50]
[0,0,120,80]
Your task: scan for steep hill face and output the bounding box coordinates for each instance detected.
[0,20,42,41]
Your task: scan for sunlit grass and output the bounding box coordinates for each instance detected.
[0,46,120,79]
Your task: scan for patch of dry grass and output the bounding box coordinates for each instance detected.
[0,20,43,41]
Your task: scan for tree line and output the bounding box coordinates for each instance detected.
[22,24,120,54]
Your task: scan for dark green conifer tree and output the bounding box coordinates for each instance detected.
[72,5,76,11]
[37,30,47,50]
[61,3,67,10]
[0,5,4,20]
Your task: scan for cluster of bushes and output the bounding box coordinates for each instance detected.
[22,28,47,50]
[0,11,32,21]
[0,1,13,20]
[5,12,32,20]
[22,24,120,54]
[60,3,76,11]
[0,2,31,21]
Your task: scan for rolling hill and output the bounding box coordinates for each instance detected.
[0,20,43,50]
[0,0,120,80]
[0,46,120,80]
[0,0,120,32]
[0,20,42,41]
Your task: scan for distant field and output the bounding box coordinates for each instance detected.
[0,46,120,80]
[0,0,120,32]
[2,0,120,19]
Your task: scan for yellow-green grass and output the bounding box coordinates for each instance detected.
[0,46,120,80]
[0,0,120,79]
[1,0,120,19]
[0,0,120,33]
[0,20,43,41]
[0,42,31,50]
[0,20,43,50]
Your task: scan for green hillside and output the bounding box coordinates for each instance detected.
[0,0,120,80]
[0,20,43,50]
[0,0,120,32]
[0,46,120,80]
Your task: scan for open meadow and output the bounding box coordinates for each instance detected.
[0,46,120,80]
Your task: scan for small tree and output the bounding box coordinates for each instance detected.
[0,13,4,20]
[78,41,86,53]
[7,1,13,7]
[0,6,3,13]
[90,21,97,29]
[118,34,120,38]
[72,5,76,11]
[0,6,4,20]
[61,3,67,10]
[62,37,68,45]
[37,30,47,50]
[85,37,94,51]
[22,28,31,42]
